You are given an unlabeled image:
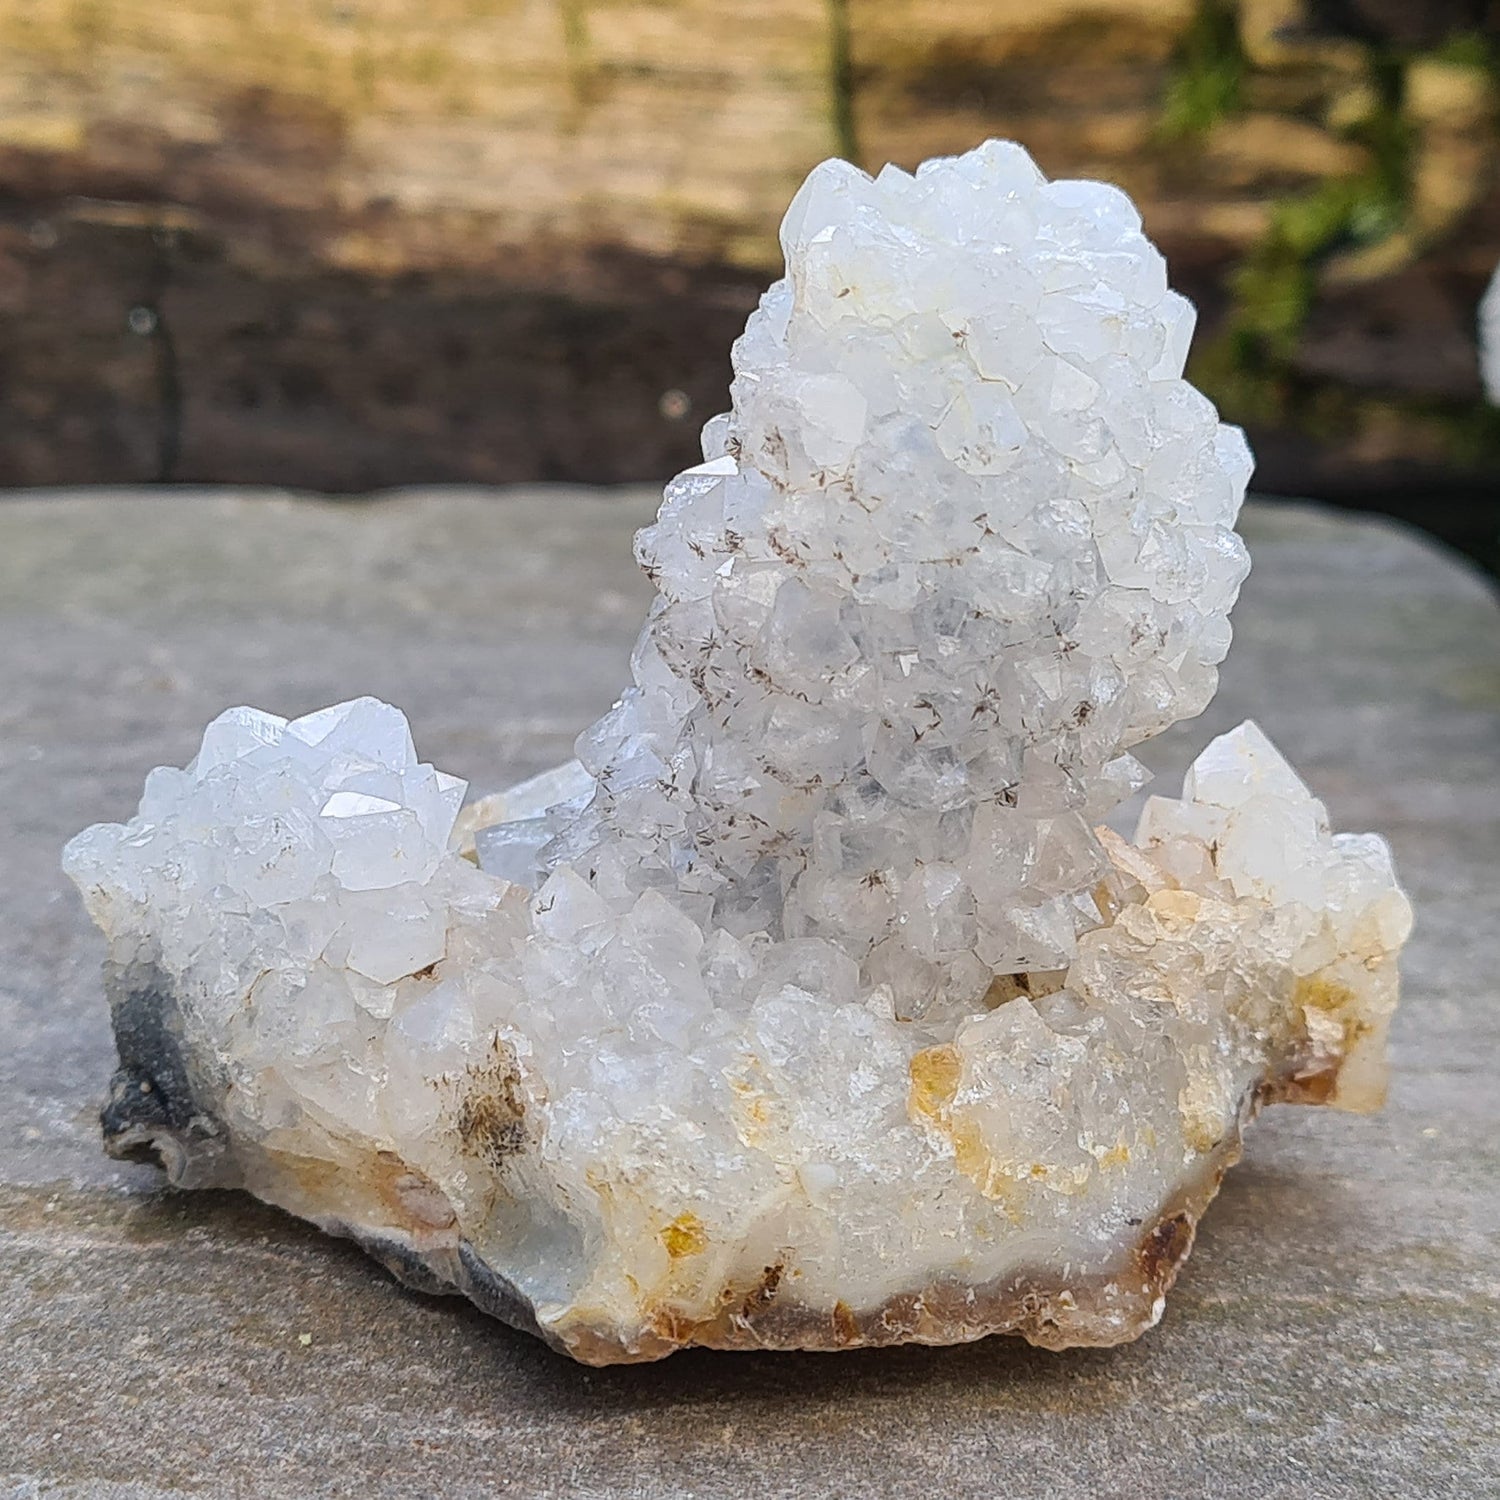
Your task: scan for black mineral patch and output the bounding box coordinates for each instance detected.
[340,1227,554,1349]
[456,1242,549,1346]
[99,963,230,1184]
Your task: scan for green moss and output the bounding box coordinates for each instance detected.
[1198,51,1413,418]
[1158,0,1244,140]
[1427,30,1497,73]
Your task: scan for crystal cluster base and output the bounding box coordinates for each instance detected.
[64,141,1410,1364]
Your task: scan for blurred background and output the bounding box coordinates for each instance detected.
[0,0,1497,572]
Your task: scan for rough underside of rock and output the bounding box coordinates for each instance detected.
[64,141,1411,1364]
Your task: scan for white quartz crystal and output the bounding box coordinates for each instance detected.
[65,141,1410,1363]
[1482,259,1500,405]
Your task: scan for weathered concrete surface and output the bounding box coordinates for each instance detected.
[0,487,1496,1498]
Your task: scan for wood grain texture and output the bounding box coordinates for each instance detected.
[0,1,1496,505]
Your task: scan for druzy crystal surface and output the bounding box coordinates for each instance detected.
[65,141,1410,1364]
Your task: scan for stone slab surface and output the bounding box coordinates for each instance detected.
[1,487,1497,1499]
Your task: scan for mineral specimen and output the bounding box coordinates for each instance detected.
[65,140,1411,1364]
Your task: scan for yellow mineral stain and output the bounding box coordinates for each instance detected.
[1295,971,1357,1015]
[727,1057,784,1148]
[1178,1065,1232,1153]
[659,1211,708,1259]
[954,1125,1018,1210]
[908,1044,961,1124]
[1145,887,1204,931]
[1294,970,1375,1058]
[909,1045,1023,1219]
[831,1300,859,1343]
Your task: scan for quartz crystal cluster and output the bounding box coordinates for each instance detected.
[65,141,1411,1364]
